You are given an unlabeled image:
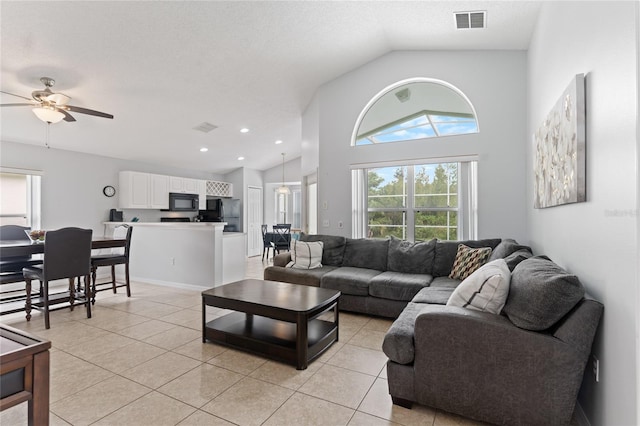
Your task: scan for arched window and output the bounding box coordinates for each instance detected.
[350,78,479,240]
[352,78,478,146]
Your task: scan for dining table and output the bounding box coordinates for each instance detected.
[0,236,127,258]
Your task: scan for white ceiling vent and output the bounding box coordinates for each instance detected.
[455,11,486,29]
[193,122,218,133]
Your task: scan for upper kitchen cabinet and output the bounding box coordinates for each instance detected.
[149,174,170,209]
[198,180,207,210]
[170,176,200,194]
[119,171,169,209]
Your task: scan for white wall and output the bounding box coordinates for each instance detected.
[310,50,528,240]
[301,94,320,177]
[0,140,220,235]
[527,2,639,425]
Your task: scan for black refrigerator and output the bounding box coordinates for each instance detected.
[199,198,241,232]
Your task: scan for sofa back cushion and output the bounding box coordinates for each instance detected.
[488,238,532,262]
[387,236,436,274]
[342,238,389,270]
[300,233,346,266]
[432,238,502,277]
[503,256,585,331]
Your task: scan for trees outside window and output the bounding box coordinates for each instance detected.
[366,162,465,241]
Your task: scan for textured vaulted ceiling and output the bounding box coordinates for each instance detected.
[0,1,541,174]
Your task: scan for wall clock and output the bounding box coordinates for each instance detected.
[103,185,116,197]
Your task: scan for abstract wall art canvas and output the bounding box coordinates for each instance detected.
[533,74,586,208]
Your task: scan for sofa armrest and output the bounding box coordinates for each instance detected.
[411,305,584,425]
[273,252,292,267]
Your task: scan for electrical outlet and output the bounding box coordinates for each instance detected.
[322,219,330,227]
[592,355,599,382]
[338,220,344,229]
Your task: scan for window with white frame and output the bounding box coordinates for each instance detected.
[0,170,42,229]
[352,160,476,241]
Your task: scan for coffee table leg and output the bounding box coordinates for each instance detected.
[296,314,308,370]
[202,297,206,343]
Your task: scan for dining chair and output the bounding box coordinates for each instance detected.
[23,227,93,329]
[272,224,292,254]
[0,225,43,315]
[90,225,132,304]
[261,224,273,261]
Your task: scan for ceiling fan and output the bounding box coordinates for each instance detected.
[0,77,113,124]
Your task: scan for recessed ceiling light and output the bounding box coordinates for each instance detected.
[200,147,209,152]
[275,140,283,145]
[240,128,250,133]
[238,156,245,161]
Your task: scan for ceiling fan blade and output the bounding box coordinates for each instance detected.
[65,105,113,119]
[0,90,33,101]
[59,108,76,122]
[0,103,34,107]
[46,93,71,105]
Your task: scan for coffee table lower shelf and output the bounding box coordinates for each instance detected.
[204,312,337,369]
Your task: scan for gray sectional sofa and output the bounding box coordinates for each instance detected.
[264,234,604,425]
[264,234,506,317]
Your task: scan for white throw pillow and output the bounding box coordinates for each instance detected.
[286,240,324,269]
[446,258,511,314]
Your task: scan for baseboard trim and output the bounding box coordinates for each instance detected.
[575,402,591,426]
[129,276,211,292]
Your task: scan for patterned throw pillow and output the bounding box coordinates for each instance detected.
[286,240,324,269]
[448,244,492,280]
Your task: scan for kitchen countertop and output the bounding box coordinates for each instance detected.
[103,221,226,229]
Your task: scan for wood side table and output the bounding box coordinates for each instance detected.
[0,324,51,425]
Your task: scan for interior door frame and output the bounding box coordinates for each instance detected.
[247,185,263,257]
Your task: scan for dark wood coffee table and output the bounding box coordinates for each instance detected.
[202,279,340,370]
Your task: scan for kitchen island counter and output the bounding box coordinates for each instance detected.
[104,222,245,288]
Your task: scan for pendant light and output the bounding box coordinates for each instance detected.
[276,153,290,195]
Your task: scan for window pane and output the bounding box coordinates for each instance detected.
[0,173,28,226]
[415,211,458,241]
[414,163,458,208]
[371,125,436,143]
[368,167,407,208]
[434,122,478,136]
[368,211,406,239]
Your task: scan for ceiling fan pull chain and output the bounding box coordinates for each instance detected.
[45,122,50,149]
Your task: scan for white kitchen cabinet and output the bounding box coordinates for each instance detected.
[119,171,169,209]
[149,174,170,209]
[119,171,150,209]
[198,180,207,210]
[169,176,199,194]
[184,178,199,194]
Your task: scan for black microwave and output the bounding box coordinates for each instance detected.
[168,192,198,211]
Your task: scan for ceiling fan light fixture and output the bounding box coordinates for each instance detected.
[32,106,64,124]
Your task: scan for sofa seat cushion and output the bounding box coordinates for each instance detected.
[412,287,455,305]
[382,302,426,364]
[369,271,433,302]
[387,236,436,275]
[263,265,338,288]
[429,276,462,289]
[503,256,585,331]
[321,267,382,296]
[342,238,389,270]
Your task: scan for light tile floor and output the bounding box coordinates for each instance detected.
[0,256,565,425]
